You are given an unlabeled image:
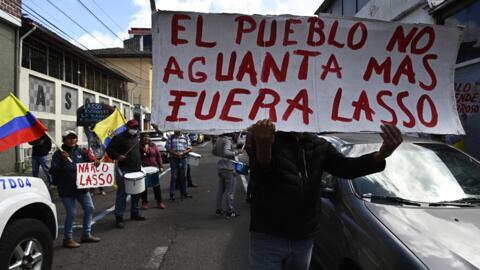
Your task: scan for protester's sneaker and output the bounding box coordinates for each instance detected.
[188,183,199,188]
[158,202,166,209]
[81,235,101,243]
[131,214,146,221]
[215,209,225,217]
[115,217,125,229]
[225,211,239,219]
[141,202,149,210]
[63,239,80,248]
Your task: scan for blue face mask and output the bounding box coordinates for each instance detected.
[128,129,138,135]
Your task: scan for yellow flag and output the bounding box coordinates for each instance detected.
[93,108,126,146]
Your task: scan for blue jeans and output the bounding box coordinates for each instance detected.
[114,173,140,218]
[61,192,94,240]
[32,155,52,185]
[169,158,188,197]
[250,232,314,270]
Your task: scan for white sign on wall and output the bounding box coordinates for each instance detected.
[152,11,464,134]
[76,162,115,189]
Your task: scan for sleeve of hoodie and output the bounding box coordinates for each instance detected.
[106,135,121,159]
[50,150,76,173]
[323,143,386,179]
[222,138,236,159]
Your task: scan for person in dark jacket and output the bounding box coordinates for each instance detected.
[29,133,53,186]
[140,133,165,209]
[50,130,101,248]
[106,119,146,228]
[248,119,403,270]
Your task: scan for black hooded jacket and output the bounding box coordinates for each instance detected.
[106,130,141,173]
[50,145,91,197]
[249,132,386,240]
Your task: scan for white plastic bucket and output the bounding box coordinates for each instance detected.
[142,166,160,187]
[124,171,146,194]
[188,152,202,166]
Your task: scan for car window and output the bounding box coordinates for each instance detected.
[347,143,480,203]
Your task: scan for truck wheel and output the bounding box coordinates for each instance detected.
[0,218,53,270]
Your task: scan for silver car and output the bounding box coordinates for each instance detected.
[311,134,480,270]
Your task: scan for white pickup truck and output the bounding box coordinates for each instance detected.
[0,176,57,270]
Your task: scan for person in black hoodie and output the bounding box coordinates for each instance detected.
[106,119,146,228]
[29,133,53,186]
[50,130,101,248]
[248,119,403,270]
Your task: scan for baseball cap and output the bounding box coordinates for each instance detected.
[62,130,77,138]
[126,119,139,128]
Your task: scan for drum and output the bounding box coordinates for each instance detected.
[123,171,146,194]
[142,166,160,188]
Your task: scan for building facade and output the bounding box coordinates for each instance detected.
[0,0,21,173]
[12,17,134,172]
[91,28,153,131]
[317,0,480,160]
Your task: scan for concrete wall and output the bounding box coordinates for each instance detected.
[0,22,17,174]
[101,58,152,111]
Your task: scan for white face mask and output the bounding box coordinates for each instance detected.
[128,129,138,135]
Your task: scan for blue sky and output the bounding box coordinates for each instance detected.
[21,0,323,49]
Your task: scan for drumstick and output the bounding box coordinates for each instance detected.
[123,140,140,157]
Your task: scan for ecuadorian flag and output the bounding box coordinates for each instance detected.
[0,93,47,152]
[93,108,127,147]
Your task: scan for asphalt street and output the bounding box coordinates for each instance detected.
[50,141,251,270]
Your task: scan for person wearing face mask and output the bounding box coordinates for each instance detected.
[106,119,146,229]
[50,130,101,248]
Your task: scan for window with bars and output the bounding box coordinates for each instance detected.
[48,47,63,80]
[102,74,108,94]
[65,55,72,83]
[22,43,30,68]
[72,58,79,85]
[30,40,47,74]
[21,37,130,102]
[94,70,102,93]
[86,65,94,90]
[79,62,86,87]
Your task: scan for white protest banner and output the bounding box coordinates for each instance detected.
[152,11,464,134]
[76,162,115,189]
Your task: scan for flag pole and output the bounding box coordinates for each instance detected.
[44,132,72,162]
